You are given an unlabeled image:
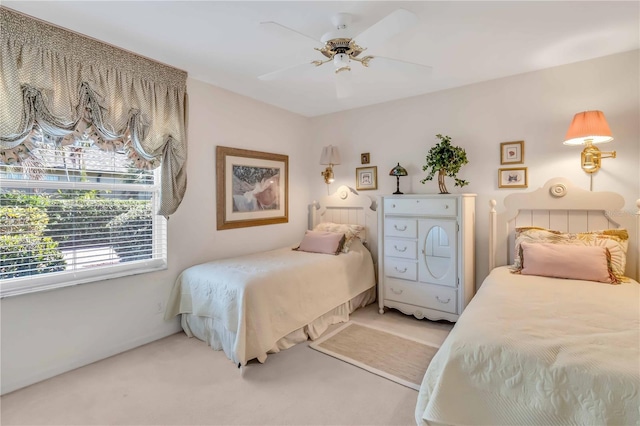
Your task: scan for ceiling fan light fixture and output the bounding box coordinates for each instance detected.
[258,9,430,100]
[333,53,350,71]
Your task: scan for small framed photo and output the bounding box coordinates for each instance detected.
[500,141,524,164]
[498,167,528,189]
[361,152,370,164]
[356,166,377,191]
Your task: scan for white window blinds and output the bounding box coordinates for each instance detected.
[0,126,167,297]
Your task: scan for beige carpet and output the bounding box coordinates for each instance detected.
[310,322,440,390]
[1,305,452,425]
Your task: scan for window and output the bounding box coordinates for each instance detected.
[0,126,167,297]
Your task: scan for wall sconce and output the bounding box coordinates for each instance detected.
[320,145,341,184]
[563,110,616,174]
[389,163,408,194]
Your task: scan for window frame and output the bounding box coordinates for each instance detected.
[0,168,167,298]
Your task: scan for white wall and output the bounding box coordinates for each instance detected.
[0,78,311,395]
[308,50,640,286]
[2,50,638,395]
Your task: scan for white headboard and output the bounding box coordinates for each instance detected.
[490,177,640,281]
[308,185,378,264]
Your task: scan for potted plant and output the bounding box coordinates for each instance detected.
[420,134,469,194]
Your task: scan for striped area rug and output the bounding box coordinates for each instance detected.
[309,322,439,390]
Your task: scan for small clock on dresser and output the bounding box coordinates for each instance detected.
[377,194,476,322]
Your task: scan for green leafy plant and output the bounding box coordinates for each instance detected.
[0,206,66,279]
[106,203,153,262]
[420,134,469,194]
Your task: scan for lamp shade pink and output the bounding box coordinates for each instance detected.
[563,110,613,146]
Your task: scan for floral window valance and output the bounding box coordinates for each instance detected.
[0,7,188,217]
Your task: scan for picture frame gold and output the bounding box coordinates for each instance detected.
[216,146,288,230]
[361,152,370,164]
[356,166,377,190]
[498,167,528,189]
[500,141,524,165]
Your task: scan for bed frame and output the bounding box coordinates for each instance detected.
[489,177,640,281]
[309,185,378,264]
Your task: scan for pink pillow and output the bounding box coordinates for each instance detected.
[294,231,346,255]
[520,242,617,283]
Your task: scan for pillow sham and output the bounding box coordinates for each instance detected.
[512,227,628,281]
[313,222,364,253]
[293,231,346,255]
[519,242,618,284]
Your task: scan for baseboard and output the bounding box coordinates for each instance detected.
[1,323,182,395]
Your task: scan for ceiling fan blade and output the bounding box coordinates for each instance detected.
[260,21,323,48]
[367,56,433,75]
[335,71,354,99]
[352,9,418,51]
[258,62,316,81]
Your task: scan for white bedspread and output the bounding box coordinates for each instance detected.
[165,239,375,366]
[416,266,640,426]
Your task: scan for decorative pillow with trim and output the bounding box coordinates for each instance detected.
[313,222,364,253]
[520,242,618,284]
[293,230,346,255]
[512,227,629,282]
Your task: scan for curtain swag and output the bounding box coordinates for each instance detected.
[0,7,188,217]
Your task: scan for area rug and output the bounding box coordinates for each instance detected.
[309,322,440,390]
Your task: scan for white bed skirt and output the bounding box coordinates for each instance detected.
[181,287,376,365]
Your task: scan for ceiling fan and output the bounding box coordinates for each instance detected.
[258,9,432,98]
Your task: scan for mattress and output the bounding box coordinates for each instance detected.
[165,239,376,366]
[415,266,640,426]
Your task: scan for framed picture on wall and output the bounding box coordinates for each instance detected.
[216,146,288,230]
[500,141,524,164]
[498,167,528,188]
[356,166,377,190]
[361,153,370,164]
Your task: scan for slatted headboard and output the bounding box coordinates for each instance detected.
[308,185,378,264]
[490,177,640,281]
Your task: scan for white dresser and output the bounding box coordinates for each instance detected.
[377,194,476,322]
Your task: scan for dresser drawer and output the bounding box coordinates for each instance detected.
[384,238,417,260]
[384,258,418,281]
[384,280,457,314]
[384,218,417,238]
[384,198,457,216]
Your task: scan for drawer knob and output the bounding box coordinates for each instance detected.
[394,245,407,252]
[444,204,449,209]
[394,224,407,231]
[394,266,407,273]
[390,287,403,295]
[436,296,451,304]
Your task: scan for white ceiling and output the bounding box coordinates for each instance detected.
[4,1,639,117]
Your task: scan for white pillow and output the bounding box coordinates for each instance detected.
[313,222,364,253]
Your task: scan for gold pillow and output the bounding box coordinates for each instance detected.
[512,227,629,282]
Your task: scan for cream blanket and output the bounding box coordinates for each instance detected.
[165,240,375,366]
[416,266,640,426]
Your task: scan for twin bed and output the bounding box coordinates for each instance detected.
[164,186,378,367]
[416,178,640,426]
